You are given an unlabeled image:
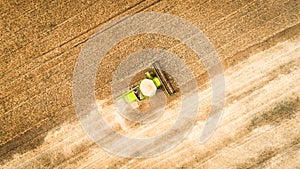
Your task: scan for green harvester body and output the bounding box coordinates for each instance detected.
[118,62,175,103]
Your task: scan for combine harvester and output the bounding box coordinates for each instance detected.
[118,61,176,103]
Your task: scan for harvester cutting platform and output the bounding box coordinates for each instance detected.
[118,61,176,103]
